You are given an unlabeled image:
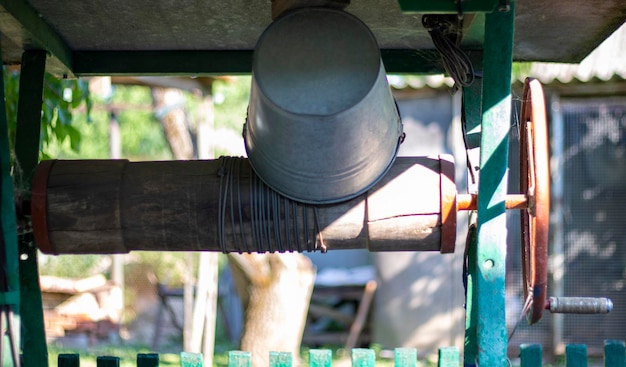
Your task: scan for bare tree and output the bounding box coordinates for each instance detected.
[229,253,315,367]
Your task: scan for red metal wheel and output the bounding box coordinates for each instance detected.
[519,78,550,325]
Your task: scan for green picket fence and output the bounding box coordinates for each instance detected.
[56,340,625,367]
[520,341,626,367]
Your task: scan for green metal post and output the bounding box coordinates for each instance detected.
[520,344,542,367]
[604,340,625,367]
[309,349,332,367]
[473,3,515,366]
[13,49,49,367]
[394,348,417,367]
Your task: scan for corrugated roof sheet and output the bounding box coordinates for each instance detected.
[387,74,455,90]
[528,22,626,84]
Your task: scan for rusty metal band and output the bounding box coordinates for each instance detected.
[31,159,56,255]
[521,78,550,325]
[439,154,457,254]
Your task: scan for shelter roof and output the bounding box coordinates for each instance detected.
[1,0,625,76]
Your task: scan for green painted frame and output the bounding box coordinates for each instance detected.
[14,50,50,367]
[470,4,516,365]
[397,0,501,14]
[0,1,519,365]
[0,39,21,367]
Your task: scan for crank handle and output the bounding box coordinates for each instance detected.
[546,297,613,314]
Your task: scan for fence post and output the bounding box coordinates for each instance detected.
[394,348,417,367]
[309,349,332,367]
[96,356,120,367]
[181,352,203,367]
[58,354,80,367]
[520,344,542,367]
[137,353,159,367]
[352,348,375,367]
[228,351,252,367]
[269,351,292,367]
[566,344,587,367]
[438,347,459,367]
[604,340,626,367]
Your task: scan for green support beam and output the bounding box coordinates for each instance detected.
[462,73,484,149]
[14,50,46,186]
[0,0,73,75]
[0,36,21,367]
[71,49,448,76]
[397,0,500,13]
[463,220,478,366]
[13,49,49,367]
[471,3,515,366]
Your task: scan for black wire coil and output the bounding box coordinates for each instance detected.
[217,156,326,253]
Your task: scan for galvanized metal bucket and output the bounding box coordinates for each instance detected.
[244,7,403,204]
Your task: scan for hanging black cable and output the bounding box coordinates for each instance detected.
[422,14,475,93]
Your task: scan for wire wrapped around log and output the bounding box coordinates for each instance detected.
[31,156,457,255]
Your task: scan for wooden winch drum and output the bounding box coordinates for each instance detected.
[31,156,457,255]
[244,7,403,204]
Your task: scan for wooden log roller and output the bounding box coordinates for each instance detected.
[27,78,610,326]
[29,78,553,322]
[29,82,548,259]
[31,155,459,255]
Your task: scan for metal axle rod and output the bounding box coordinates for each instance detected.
[456,193,528,211]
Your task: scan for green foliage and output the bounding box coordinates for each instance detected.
[511,62,533,82]
[39,254,104,278]
[212,77,251,156]
[213,76,251,132]
[46,83,172,160]
[2,67,91,160]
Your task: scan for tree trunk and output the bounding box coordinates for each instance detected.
[151,87,194,160]
[229,253,315,367]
